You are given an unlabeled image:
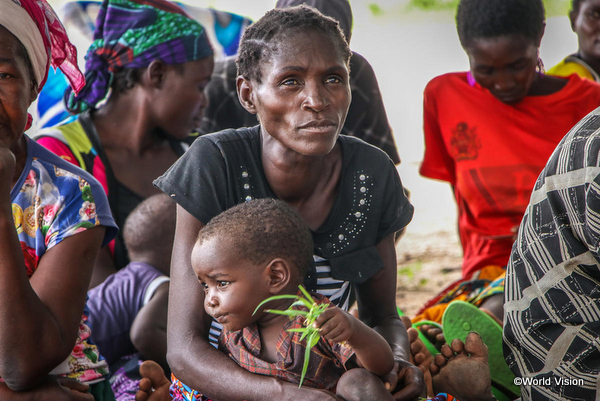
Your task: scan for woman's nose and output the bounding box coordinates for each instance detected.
[302,83,330,112]
[493,70,516,92]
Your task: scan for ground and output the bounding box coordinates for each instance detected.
[395,227,463,317]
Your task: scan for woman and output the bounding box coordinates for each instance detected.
[548,0,600,81]
[36,0,214,286]
[421,0,600,286]
[155,6,424,401]
[0,0,117,399]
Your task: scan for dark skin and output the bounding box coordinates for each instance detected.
[466,32,567,105]
[571,0,600,75]
[164,30,424,400]
[87,56,214,287]
[0,25,105,399]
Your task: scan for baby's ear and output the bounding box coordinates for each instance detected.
[266,258,293,294]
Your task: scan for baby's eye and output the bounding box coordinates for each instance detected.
[200,282,208,291]
[217,281,230,289]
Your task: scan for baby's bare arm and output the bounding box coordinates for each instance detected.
[315,307,395,376]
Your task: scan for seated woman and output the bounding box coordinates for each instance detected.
[35,0,214,287]
[548,0,600,81]
[154,5,424,401]
[0,0,117,398]
[418,0,600,325]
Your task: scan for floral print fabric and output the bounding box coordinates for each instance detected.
[11,137,117,383]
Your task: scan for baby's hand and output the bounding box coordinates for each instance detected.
[313,306,355,345]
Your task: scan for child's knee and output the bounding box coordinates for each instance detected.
[336,369,386,401]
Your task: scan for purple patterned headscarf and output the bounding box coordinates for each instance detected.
[66,0,213,113]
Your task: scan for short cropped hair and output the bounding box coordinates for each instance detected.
[456,0,545,49]
[197,199,313,278]
[123,193,176,260]
[236,5,351,83]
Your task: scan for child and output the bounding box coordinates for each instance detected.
[87,194,174,400]
[139,198,396,400]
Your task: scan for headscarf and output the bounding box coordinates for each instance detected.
[275,0,353,42]
[66,0,213,113]
[0,0,85,93]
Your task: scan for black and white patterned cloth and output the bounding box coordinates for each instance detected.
[504,107,600,401]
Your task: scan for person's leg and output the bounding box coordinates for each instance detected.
[136,360,172,401]
[479,294,504,324]
[429,333,495,401]
[401,316,434,396]
[336,368,394,401]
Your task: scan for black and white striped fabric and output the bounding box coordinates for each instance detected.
[504,108,600,401]
[209,255,352,347]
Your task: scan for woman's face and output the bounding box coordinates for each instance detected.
[153,56,214,140]
[571,0,600,62]
[0,26,37,147]
[466,34,539,104]
[246,30,351,157]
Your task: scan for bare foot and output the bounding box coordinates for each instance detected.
[136,360,172,401]
[430,332,495,401]
[418,324,445,350]
[401,316,434,396]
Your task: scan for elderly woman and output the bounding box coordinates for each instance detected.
[151,5,424,401]
[0,0,117,399]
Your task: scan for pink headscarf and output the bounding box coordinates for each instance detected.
[0,0,85,94]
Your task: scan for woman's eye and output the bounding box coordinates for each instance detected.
[281,78,299,86]
[325,76,342,84]
[0,73,11,79]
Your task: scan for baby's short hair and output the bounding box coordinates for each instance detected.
[197,199,313,278]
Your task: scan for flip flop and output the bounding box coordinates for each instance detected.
[442,301,520,397]
[397,308,441,356]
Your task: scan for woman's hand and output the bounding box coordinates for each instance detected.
[389,359,426,401]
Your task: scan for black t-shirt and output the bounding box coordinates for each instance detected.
[156,126,412,286]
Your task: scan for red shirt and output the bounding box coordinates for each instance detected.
[420,72,600,277]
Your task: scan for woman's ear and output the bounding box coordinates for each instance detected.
[265,258,293,295]
[237,76,257,114]
[145,59,167,88]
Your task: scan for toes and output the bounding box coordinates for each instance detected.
[401,315,413,330]
[463,332,489,359]
[407,327,419,343]
[440,343,454,358]
[414,351,426,365]
[449,338,465,354]
[429,360,440,375]
[433,352,447,368]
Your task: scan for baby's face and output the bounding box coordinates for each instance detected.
[191,235,272,332]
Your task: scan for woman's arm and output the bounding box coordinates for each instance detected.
[355,233,425,400]
[0,207,105,390]
[167,205,342,401]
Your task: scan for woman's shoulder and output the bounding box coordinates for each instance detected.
[339,135,395,167]
[425,71,469,92]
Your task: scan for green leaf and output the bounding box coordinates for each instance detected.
[299,332,313,388]
[263,309,308,317]
[253,294,302,315]
[298,285,316,304]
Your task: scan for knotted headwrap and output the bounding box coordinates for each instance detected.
[66,0,213,113]
[0,0,85,129]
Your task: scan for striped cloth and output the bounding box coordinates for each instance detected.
[504,106,600,400]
